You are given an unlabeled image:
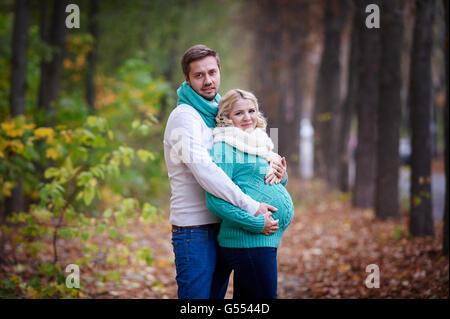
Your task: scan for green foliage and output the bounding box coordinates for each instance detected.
[0,0,251,298]
[96,54,172,201]
[1,112,162,297]
[0,278,17,298]
[96,0,250,90]
[0,51,168,297]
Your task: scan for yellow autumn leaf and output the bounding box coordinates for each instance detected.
[0,151,4,158]
[23,123,36,130]
[2,181,15,197]
[34,127,55,144]
[30,189,40,200]
[46,147,59,160]
[34,127,54,137]
[63,58,73,69]
[75,55,86,68]
[6,128,24,138]
[6,140,24,152]
[1,122,15,131]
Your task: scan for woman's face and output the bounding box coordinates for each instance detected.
[229,99,258,132]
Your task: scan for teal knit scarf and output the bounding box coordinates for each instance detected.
[177,81,221,128]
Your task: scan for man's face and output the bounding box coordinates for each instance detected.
[185,56,221,101]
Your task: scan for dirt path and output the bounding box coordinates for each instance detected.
[1,179,447,299]
[81,179,448,299]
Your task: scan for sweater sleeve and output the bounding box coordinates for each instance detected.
[165,110,260,215]
[281,172,288,186]
[205,143,265,233]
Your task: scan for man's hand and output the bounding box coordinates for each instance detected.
[261,212,279,235]
[255,202,278,216]
[256,203,279,236]
[265,156,287,185]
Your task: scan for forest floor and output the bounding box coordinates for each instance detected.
[1,167,448,299]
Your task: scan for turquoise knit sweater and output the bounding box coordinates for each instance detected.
[205,141,294,248]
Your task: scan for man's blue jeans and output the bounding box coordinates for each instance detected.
[171,224,229,299]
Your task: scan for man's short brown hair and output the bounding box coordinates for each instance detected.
[181,45,220,79]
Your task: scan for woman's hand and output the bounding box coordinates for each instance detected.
[265,156,287,185]
[265,171,282,185]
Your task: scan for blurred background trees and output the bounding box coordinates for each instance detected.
[408,0,436,237]
[0,0,448,297]
[376,0,403,220]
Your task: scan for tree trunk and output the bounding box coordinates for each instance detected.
[276,0,304,174]
[5,0,30,219]
[353,0,381,209]
[338,2,360,192]
[10,0,30,117]
[249,0,305,175]
[250,0,282,132]
[409,0,435,237]
[442,0,448,254]
[86,0,99,114]
[39,0,48,43]
[375,0,404,219]
[37,0,69,126]
[313,0,349,186]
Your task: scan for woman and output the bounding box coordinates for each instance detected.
[205,89,294,299]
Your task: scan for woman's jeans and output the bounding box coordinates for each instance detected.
[211,247,278,299]
[171,224,229,299]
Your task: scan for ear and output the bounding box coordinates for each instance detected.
[184,74,190,85]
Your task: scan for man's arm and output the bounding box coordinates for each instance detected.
[166,110,261,215]
[204,142,276,233]
[206,192,279,236]
[206,192,266,233]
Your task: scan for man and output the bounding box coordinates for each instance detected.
[163,44,287,299]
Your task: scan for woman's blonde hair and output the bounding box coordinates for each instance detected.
[216,89,267,129]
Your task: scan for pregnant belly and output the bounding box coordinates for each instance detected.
[245,183,294,230]
[271,194,294,230]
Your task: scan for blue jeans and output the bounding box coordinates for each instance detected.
[171,224,229,299]
[211,247,278,299]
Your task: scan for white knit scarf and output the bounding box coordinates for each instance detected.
[212,126,280,162]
